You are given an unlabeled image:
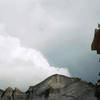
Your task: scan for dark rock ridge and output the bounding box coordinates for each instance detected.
[0,74,98,100]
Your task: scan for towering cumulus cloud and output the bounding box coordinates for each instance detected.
[0,35,70,91]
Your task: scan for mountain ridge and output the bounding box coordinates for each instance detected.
[0,74,99,100]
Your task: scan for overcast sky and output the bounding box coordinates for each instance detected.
[0,0,100,91]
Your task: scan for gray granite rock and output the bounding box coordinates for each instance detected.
[0,74,98,100]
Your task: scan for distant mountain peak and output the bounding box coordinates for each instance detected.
[4,87,13,96]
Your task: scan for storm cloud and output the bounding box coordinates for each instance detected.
[0,0,100,89]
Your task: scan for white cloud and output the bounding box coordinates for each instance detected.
[0,0,63,48]
[0,35,70,91]
[0,0,99,88]
[0,0,99,50]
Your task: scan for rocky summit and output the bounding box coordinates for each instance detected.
[0,74,99,100]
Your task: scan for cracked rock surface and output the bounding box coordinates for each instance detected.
[0,74,98,100]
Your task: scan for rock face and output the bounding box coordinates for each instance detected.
[91,26,100,54]
[0,74,98,100]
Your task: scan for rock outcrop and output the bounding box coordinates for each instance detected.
[0,74,98,100]
[91,25,100,54]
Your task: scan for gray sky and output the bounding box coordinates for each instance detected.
[0,0,100,90]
